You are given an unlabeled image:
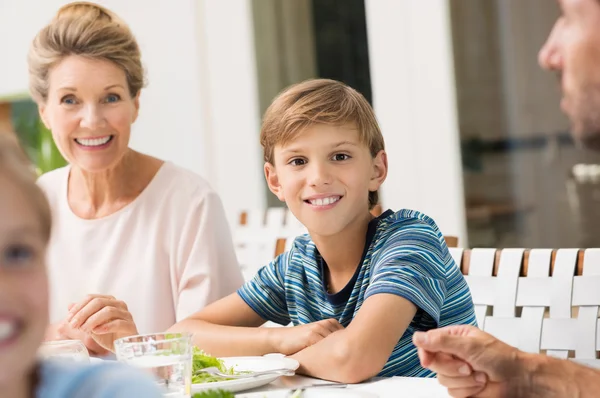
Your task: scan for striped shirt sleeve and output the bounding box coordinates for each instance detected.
[237,252,291,326]
[365,221,447,327]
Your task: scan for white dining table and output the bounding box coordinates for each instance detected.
[238,374,451,397]
[91,353,450,397]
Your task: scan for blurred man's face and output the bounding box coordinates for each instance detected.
[539,0,600,149]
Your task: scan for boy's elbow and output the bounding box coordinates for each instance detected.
[330,340,383,384]
[167,315,206,334]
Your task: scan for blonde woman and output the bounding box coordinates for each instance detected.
[30,2,243,355]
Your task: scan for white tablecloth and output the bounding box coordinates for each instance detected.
[238,375,450,397]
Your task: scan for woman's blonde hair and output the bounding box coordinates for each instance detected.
[0,134,52,242]
[260,79,385,208]
[28,1,145,103]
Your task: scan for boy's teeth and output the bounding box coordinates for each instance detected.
[75,136,112,147]
[309,196,340,206]
[0,320,17,342]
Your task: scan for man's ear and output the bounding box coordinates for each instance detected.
[369,150,388,192]
[264,162,285,202]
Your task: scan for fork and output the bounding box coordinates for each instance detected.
[194,366,295,379]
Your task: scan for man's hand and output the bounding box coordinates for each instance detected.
[413,325,524,397]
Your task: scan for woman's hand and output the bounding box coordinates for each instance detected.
[67,294,139,352]
[50,321,112,357]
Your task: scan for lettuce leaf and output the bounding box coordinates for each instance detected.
[191,347,235,384]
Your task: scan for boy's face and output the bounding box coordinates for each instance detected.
[0,173,49,384]
[265,124,387,237]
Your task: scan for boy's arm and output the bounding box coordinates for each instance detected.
[169,252,290,356]
[168,292,344,357]
[169,251,345,357]
[167,292,276,356]
[290,293,417,383]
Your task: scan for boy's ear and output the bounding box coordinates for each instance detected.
[369,150,388,192]
[264,162,286,202]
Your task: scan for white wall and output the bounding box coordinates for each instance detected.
[1,0,468,239]
[0,0,265,220]
[0,0,208,174]
[194,0,265,219]
[365,0,468,244]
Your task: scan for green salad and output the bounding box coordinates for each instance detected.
[192,347,236,384]
[192,390,235,398]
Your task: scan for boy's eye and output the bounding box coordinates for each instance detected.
[289,158,306,166]
[2,244,35,267]
[332,154,350,161]
[104,94,121,103]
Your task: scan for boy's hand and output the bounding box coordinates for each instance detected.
[270,319,344,355]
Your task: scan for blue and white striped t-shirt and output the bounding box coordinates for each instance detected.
[238,209,477,377]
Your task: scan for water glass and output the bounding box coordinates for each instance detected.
[38,340,90,363]
[114,333,192,398]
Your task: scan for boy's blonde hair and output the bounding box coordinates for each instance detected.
[0,134,52,242]
[28,1,145,103]
[260,79,385,208]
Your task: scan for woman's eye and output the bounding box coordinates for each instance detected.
[61,96,77,105]
[104,94,121,103]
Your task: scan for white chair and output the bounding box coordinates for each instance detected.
[234,233,278,282]
[283,209,308,236]
[265,207,286,232]
[233,208,306,281]
[452,247,600,368]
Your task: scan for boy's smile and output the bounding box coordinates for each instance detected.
[303,194,343,210]
[265,123,387,237]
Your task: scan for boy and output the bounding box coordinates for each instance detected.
[171,79,477,383]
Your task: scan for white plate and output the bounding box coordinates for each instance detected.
[238,389,377,398]
[191,355,300,393]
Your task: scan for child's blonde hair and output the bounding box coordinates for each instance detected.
[260,78,385,208]
[0,134,52,242]
[28,1,145,103]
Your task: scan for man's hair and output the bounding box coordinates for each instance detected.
[260,79,385,208]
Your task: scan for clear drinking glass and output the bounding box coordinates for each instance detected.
[114,333,193,398]
[38,340,90,363]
